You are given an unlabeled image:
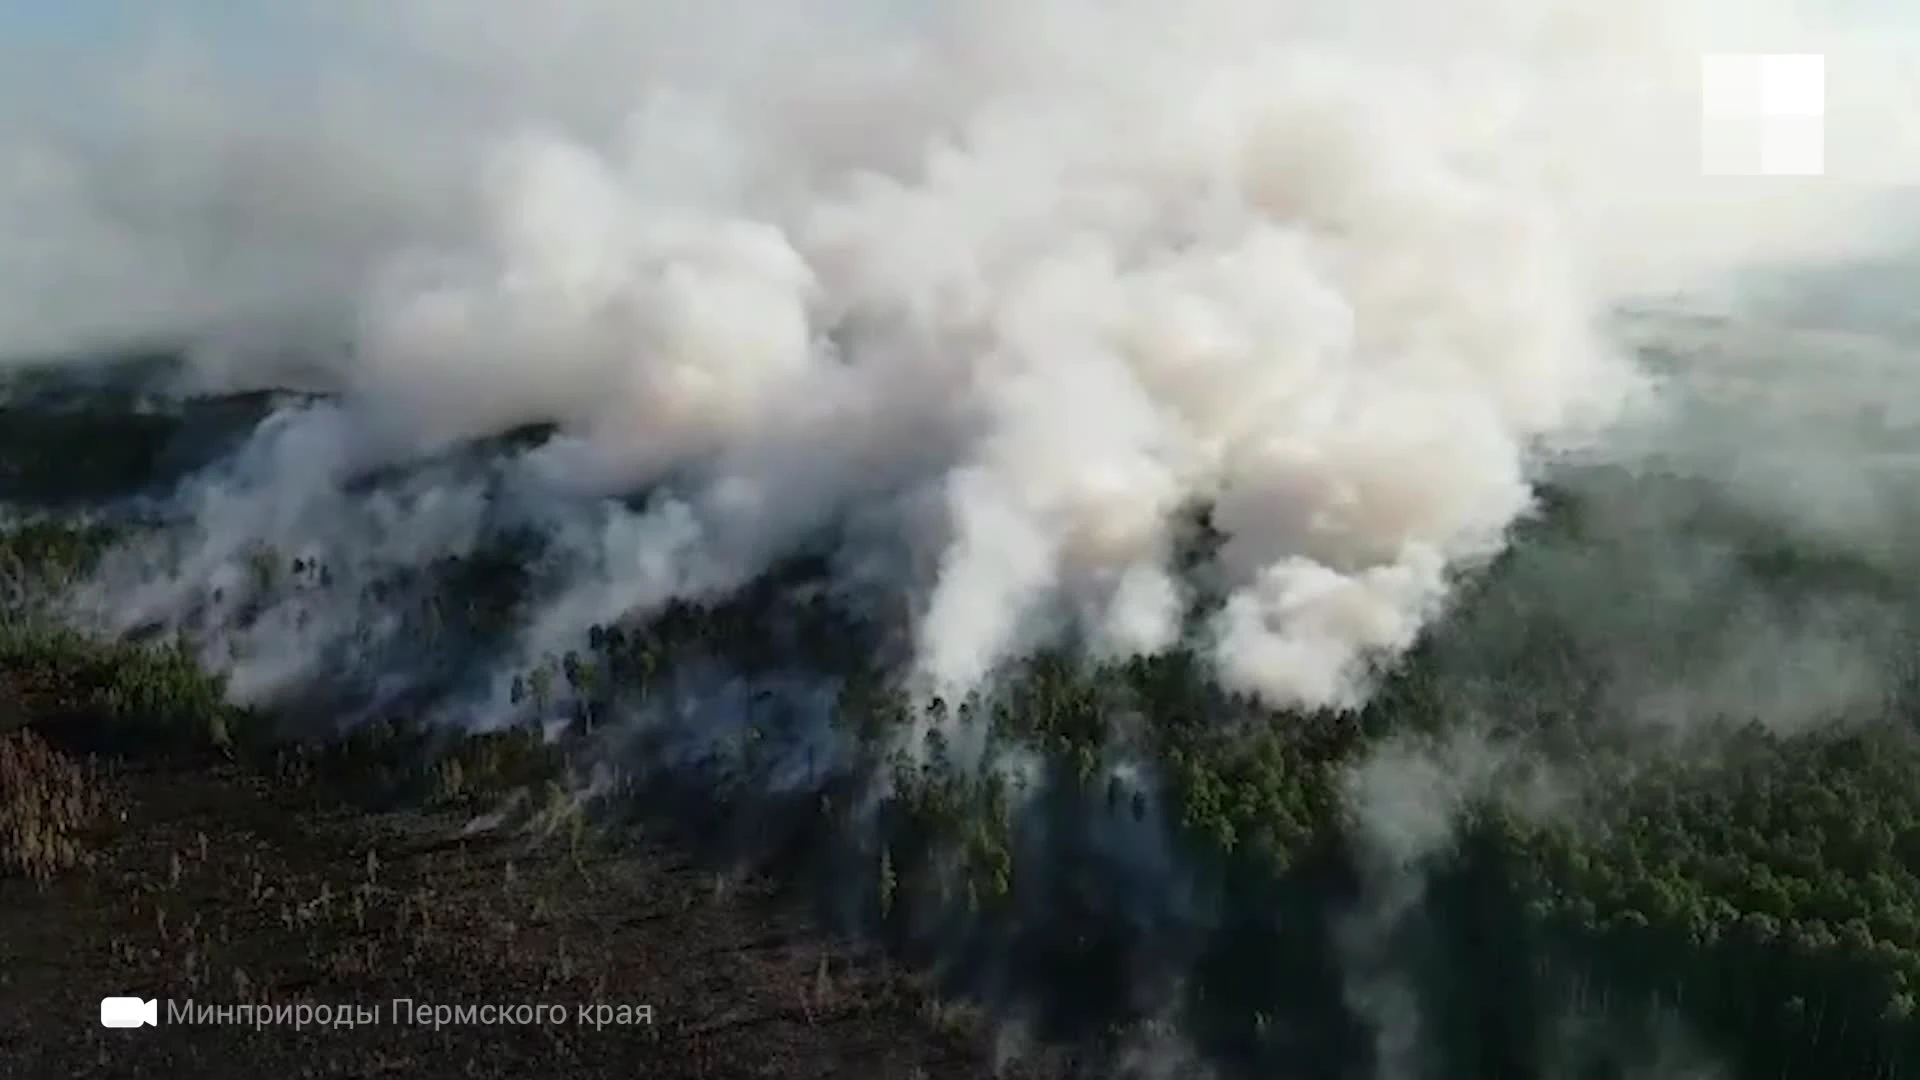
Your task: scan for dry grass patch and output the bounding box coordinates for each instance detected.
[1,727,103,881]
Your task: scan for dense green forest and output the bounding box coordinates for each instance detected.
[6,360,1920,1080]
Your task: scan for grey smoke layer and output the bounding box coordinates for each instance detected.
[10,0,1920,718]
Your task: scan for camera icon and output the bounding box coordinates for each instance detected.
[99,997,158,1028]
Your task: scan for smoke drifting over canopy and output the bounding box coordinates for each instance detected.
[4,0,1920,716]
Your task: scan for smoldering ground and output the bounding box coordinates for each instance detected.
[7,1,1920,1077]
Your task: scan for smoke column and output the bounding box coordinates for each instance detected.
[5,0,1920,715]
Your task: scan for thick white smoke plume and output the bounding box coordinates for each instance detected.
[6,0,1920,713]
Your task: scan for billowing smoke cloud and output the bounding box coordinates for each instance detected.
[13,0,1920,716]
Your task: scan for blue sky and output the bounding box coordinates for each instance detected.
[0,0,141,48]
[0,0,253,40]
[0,0,323,58]
[0,0,382,92]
